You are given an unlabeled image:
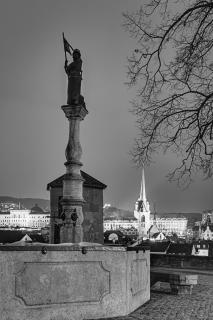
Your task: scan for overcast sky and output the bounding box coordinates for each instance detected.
[1,0,213,213]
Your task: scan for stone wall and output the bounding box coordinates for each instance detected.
[151,253,213,270]
[49,186,104,244]
[0,245,150,320]
[82,187,104,243]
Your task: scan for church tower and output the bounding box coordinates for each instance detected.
[134,166,150,238]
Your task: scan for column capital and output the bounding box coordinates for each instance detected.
[61,104,88,121]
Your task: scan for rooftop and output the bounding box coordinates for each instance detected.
[30,204,44,214]
[167,243,193,255]
[0,230,45,244]
[47,171,107,190]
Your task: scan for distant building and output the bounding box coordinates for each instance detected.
[119,226,138,237]
[151,232,167,241]
[104,217,138,231]
[104,214,188,238]
[201,225,213,240]
[104,167,188,239]
[0,204,50,229]
[103,230,135,245]
[134,167,150,238]
[202,210,213,224]
[192,242,209,256]
[148,223,159,237]
[148,223,166,241]
[133,168,186,238]
[150,215,188,236]
[193,212,213,240]
[104,230,125,244]
[0,201,22,212]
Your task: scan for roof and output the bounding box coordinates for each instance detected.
[151,232,166,239]
[148,224,160,236]
[201,224,213,232]
[47,171,107,190]
[30,204,44,214]
[150,241,170,253]
[193,224,213,232]
[193,225,200,231]
[0,230,24,244]
[167,243,193,255]
[29,234,45,242]
[0,230,46,244]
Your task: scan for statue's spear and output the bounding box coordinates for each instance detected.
[62,33,74,61]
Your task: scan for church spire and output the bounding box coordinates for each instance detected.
[134,165,151,238]
[139,166,146,203]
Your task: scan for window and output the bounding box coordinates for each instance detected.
[141,215,145,222]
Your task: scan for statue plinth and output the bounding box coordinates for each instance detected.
[60,103,88,243]
[61,104,88,120]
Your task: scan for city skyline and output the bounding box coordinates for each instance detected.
[1,0,213,213]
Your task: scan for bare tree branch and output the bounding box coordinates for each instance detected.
[123,0,213,187]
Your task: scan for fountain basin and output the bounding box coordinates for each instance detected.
[0,244,150,320]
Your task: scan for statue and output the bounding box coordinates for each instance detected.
[65,49,83,105]
[62,34,85,106]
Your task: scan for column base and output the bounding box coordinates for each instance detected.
[60,224,83,243]
[59,205,84,243]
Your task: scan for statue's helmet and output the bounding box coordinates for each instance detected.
[73,49,81,57]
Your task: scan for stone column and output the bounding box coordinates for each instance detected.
[60,104,88,243]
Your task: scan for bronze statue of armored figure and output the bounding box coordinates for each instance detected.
[63,33,85,106]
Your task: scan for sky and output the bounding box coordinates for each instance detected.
[1,0,213,213]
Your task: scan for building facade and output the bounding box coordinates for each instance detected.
[104,218,138,231]
[0,204,50,229]
[103,215,188,238]
[193,212,213,240]
[150,216,188,236]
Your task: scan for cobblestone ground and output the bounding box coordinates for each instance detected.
[105,275,213,320]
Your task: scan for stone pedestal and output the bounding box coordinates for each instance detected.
[60,104,88,243]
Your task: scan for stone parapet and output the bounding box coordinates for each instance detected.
[0,245,150,320]
[151,253,213,270]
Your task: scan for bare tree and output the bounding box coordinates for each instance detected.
[123,0,213,187]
